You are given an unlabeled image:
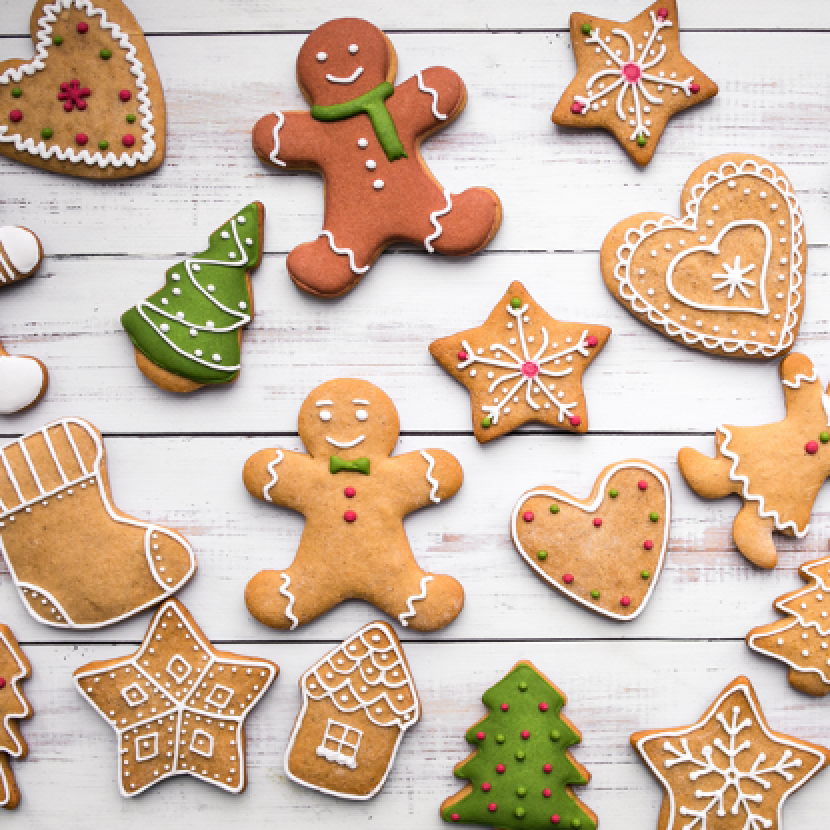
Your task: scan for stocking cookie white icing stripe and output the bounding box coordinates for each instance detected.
[279,572,299,630]
[424,190,452,253]
[263,450,284,502]
[319,230,370,275]
[399,575,434,627]
[269,111,286,167]
[416,70,448,120]
[419,450,440,503]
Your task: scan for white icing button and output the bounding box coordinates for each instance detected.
[221,231,230,239]
[245,238,253,245]
[237,216,246,224]
[349,43,359,54]
[194,349,203,357]
[161,298,169,305]
[171,273,181,281]
[192,263,201,272]
[207,284,215,292]
[190,329,198,337]
[172,287,181,295]
[160,323,170,332]
[228,252,237,259]
[358,138,368,148]
[366,159,377,171]
[316,51,327,62]
[239,302,247,310]
[373,179,384,190]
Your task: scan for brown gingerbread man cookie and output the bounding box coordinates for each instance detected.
[252,17,502,297]
[243,378,464,631]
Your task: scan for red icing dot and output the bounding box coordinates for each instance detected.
[690,82,700,94]
[638,480,648,490]
[621,596,631,607]
[570,101,584,115]
[451,814,459,822]
[585,335,598,348]
[521,361,539,378]
[496,763,506,774]
[344,510,357,523]
[122,134,136,148]
[119,89,131,102]
[543,788,552,798]
[75,132,88,145]
[344,486,356,498]
[569,415,582,427]
[551,817,561,825]
[539,702,549,712]
[488,803,498,813]
[0,678,5,690]
[593,517,602,528]
[806,440,819,455]
[521,730,530,740]
[523,511,534,523]
[9,110,22,123]
[501,703,509,712]
[622,63,642,83]
[457,350,468,360]
[481,782,491,793]
[644,540,654,551]
[544,763,552,773]
[563,573,574,584]
[657,7,669,19]
[76,21,89,33]
[476,731,486,741]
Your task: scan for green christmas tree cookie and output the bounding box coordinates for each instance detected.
[441,661,597,830]
[122,202,264,392]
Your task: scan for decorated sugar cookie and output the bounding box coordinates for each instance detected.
[512,460,670,620]
[552,0,717,165]
[243,378,464,631]
[285,621,419,800]
[74,599,278,796]
[0,0,165,178]
[429,281,610,443]
[631,676,828,830]
[252,17,502,297]
[678,353,830,569]
[0,625,32,811]
[601,154,805,358]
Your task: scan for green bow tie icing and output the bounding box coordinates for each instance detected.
[311,82,407,162]
[329,456,371,475]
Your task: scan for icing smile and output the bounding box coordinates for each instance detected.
[326,66,364,84]
[325,434,365,449]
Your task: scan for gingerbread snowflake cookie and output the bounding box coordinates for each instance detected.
[243,378,464,631]
[512,460,670,620]
[252,17,502,297]
[430,281,610,443]
[0,0,165,178]
[552,1,717,165]
[602,154,805,358]
[285,621,419,800]
[678,353,830,569]
[632,676,828,830]
[0,626,32,811]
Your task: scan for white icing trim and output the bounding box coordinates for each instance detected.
[315,719,362,769]
[279,572,298,630]
[781,370,817,388]
[326,66,364,85]
[0,227,40,280]
[416,70,448,120]
[0,0,157,169]
[0,628,29,760]
[269,111,286,166]
[611,159,804,357]
[419,450,440,503]
[399,575,434,627]
[511,461,671,621]
[0,356,46,415]
[424,189,452,253]
[319,230,370,275]
[263,449,283,502]
[325,434,365,449]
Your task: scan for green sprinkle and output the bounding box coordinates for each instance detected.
[580,22,592,35]
[11,88,22,98]
[518,681,528,692]
[510,297,522,309]
[52,35,63,45]
[517,787,527,798]
[591,590,600,599]
[496,734,505,744]
[126,113,136,124]
[550,730,561,742]
[100,48,112,59]
[550,504,560,514]
[637,134,647,147]
[515,750,526,761]
[537,550,548,561]
[821,431,830,444]
[515,807,526,819]
[572,821,582,829]
[609,488,619,498]
[641,570,651,580]
[649,512,659,522]
[41,127,53,139]
[98,140,109,151]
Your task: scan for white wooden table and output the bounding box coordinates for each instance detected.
[2,1,830,826]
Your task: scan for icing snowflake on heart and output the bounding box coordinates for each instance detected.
[712,255,756,300]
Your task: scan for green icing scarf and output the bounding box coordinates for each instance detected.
[311,82,407,162]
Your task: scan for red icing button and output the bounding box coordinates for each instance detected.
[457,350,468,360]
[521,730,530,740]
[0,678,5,690]
[119,89,131,102]
[621,596,631,607]
[569,415,582,427]
[622,62,642,83]
[593,517,602,528]
[570,101,584,114]
[690,82,701,94]
[481,782,491,793]
[806,440,819,454]
[638,480,648,490]
[488,803,498,813]
[522,510,534,523]
[543,789,552,798]
[657,6,669,19]
[122,134,136,148]
[344,486,356,498]
[543,763,552,774]
[501,703,509,712]
[476,731,486,741]
[9,110,22,123]
[521,361,539,378]
[551,817,561,825]
[496,763,506,774]
[451,814,459,822]
[539,702,548,712]
[75,132,88,145]
[585,335,598,348]
[344,510,357,523]
[563,573,574,584]
[76,21,89,33]
[644,539,654,551]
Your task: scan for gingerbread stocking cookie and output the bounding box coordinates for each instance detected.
[252,17,502,297]
[243,379,464,631]
[678,353,830,569]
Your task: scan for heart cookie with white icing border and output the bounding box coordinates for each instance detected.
[0,0,165,179]
[511,460,670,620]
[601,154,805,358]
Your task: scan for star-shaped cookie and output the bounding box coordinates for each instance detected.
[429,281,610,443]
[74,599,278,797]
[631,676,828,830]
[552,0,718,165]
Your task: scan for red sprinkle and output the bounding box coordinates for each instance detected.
[563,573,574,584]
[570,101,584,114]
[496,763,506,774]
[451,814,459,822]
[522,511,534,523]
[539,702,549,712]
[457,350,468,360]
[9,110,22,123]
[644,540,654,551]
[585,335,598,348]
[344,486,356,498]
[344,510,357,523]
[481,782,491,793]
[569,415,582,427]
[501,703,509,712]
[488,803,498,813]
[551,817,561,825]
[0,678,5,690]
[638,480,648,490]
[690,82,700,93]
[543,763,552,773]
[543,788,552,798]
[476,731,486,741]
[521,730,530,740]
[657,7,668,19]
[122,134,136,148]
[621,596,631,607]
[75,132,88,145]
[76,21,89,33]
[806,440,819,455]
[593,517,602,528]
[119,89,131,102]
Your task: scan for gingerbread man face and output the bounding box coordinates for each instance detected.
[298,379,399,460]
[297,19,392,108]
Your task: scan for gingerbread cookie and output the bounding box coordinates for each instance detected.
[748,552,830,697]
[0,0,165,178]
[631,676,828,830]
[441,661,596,829]
[0,418,196,628]
[678,353,830,569]
[552,1,717,165]
[0,226,48,414]
[74,599,278,796]
[243,378,464,631]
[0,625,31,811]
[512,460,670,620]
[122,203,264,393]
[285,621,419,800]
[601,154,805,358]
[429,281,610,443]
[252,17,502,297]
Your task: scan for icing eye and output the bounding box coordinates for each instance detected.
[319,410,332,422]
[349,43,359,55]
[355,409,369,422]
[316,51,327,62]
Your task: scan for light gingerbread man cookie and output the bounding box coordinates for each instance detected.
[252,17,502,297]
[243,379,464,631]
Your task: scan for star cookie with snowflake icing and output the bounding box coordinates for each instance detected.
[632,676,828,830]
[430,281,610,443]
[74,599,278,797]
[552,1,717,165]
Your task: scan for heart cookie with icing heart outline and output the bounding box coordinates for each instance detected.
[511,460,670,620]
[601,154,805,358]
[0,0,165,178]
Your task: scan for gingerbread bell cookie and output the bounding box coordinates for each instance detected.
[0,226,48,414]
[678,353,830,569]
[0,0,165,178]
[0,626,32,811]
[441,661,596,830]
[0,418,196,628]
[285,621,419,800]
[430,281,610,443]
[122,203,264,393]
[552,1,717,165]
[632,676,828,830]
[601,154,805,358]
[243,378,464,631]
[252,17,502,297]
[512,460,670,620]
[74,599,278,796]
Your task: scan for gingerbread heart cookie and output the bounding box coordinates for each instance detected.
[511,460,670,620]
[601,154,805,358]
[0,0,165,179]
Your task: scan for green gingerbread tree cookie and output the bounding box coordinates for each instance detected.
[441,661,596,829]
[121,202,264,391]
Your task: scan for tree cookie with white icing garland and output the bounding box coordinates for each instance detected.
[252,17,502,297]
[601,154,805,359]
[0,625,32,811]
[243,378,464,631]
[429,281,610,443]
[512,460,670,620]
[552,0,717,165]
[0,0,165,179]
[284,621,419,800]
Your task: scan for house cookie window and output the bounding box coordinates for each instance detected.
[315,718,362,769]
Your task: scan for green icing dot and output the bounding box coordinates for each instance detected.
[641,570,650,580]
[636,134,647,147]
[510,297,522,309]
[496,734,505,744]
[550,504,560,514]
[98,140,109,151]
[551,730,560,741]
[517,786,527,798]
[481,416,492,428]
[100,48,112,59]
[821,431,830,443]
[518,681,528,692]
[126,113,136,124]
[11,88,22,98]
[609,488,618,498]
[649,512,659,522]
[580,22,592,35]
[572,821,582,829]
[515,807,526,819]
[590,590,600,600]
[515,750,526,761]
[41,127,53,139]
[537,550,548,561]
[52,35,63,45]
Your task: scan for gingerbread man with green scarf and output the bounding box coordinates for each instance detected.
[252,17,503,297]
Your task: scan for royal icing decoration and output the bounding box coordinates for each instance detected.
[0,626,31,811]
[263,449,284,502]
[0,356,48,416]
[0,226,41,282]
